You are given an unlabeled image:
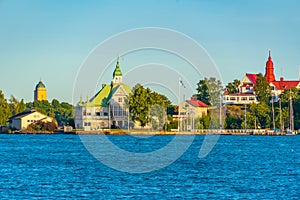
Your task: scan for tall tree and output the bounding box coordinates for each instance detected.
[128,84,152,127]
[226,79,241,94]
[196,79,209,105]
[0,91,11,125]
[196,77,223,106]
[254,73,271,104]
[9,95,26,115]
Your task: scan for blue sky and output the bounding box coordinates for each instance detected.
[1,0,300,103]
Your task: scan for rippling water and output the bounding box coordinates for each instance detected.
[0,134,299,199]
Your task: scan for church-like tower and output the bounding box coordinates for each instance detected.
[111,58,123,85]
[265,50,276,83]
[34,80,47,101]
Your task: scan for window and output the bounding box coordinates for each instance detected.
[84,122,91,126]
[118,97,123,103]
[241,97,247,101]
[249,97,255,101]
[230,97,236,101]
[112,104,125,117]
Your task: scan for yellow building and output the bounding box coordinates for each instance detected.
[178,97,209,119]
[9,110,54,130]
[34,80,47,101]
[173,97,209,131]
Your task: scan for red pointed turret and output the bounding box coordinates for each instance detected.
[265,50,276,83]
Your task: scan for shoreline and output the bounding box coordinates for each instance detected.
[1,129,298,136]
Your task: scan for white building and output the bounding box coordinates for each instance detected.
[223,73,259,105]
[74,59,132,131]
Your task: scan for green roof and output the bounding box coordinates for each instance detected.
[79,84,132,107]
[113,60,122,76]
[36,81,46,89]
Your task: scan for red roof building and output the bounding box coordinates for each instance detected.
[264,51,300,95]
[176,97,209,119]
[186,97,209,108]
[224,50,300,104]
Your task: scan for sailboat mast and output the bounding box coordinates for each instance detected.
[279,98,283,131]
[289,90,294,131]
[271,94,275,130]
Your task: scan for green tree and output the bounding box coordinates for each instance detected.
[254,73,271,104]
[196,79,209,105]
[196,77,223,106]
[0,90,11,125]
[279,88,300,130]
[26,99,74,127]
[279,88,299,103]
[195,115,210,129]
[149,104,166,130]
[128,84,152,127]
[226,79,241,94]
[225,116,242,129]
[128,84,172,128]
[245,102,271,129]
[225,105,243,129]
[9,95,26,115]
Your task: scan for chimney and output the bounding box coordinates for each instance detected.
[280,77,284,82]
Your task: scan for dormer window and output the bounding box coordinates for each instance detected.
[246,85,250,90]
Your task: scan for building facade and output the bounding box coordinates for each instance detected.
[178,97,209,118]
[224,51,300,104]
[9,110,53,130]
[74,59,132,131]
[34,80,47,101]
[173,97,209,131]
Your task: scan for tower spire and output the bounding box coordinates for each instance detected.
[112,56,123,85]
[265,50,276,83]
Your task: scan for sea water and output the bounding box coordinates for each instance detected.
[0,134,299,199]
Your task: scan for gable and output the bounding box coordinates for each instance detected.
[108,85,132,103]
[114,86,127,96]
[22,112,49,120]
[239,73,258,89]
[87,84,132,106]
